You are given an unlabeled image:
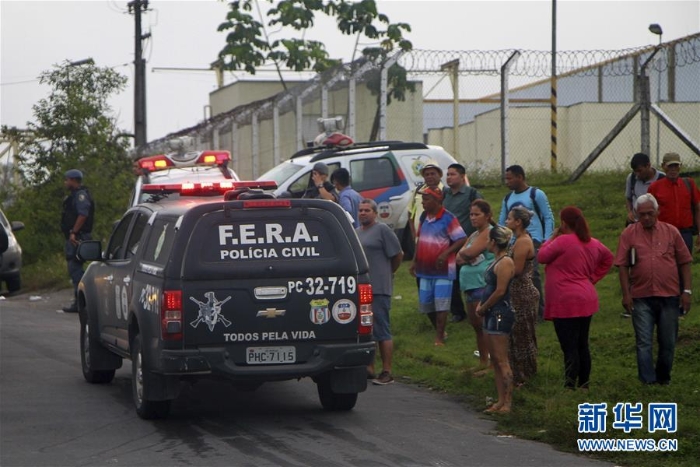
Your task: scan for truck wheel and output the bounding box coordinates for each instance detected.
[80,316,115,384]
[131,333,171,420]
[317,379,358,411]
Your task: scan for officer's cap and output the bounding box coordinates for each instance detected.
[65,169,83,180]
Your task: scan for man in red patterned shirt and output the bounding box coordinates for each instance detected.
[409,187,466,346]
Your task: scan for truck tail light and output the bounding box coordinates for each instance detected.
[358,283,373,336]
[161,290,183,341]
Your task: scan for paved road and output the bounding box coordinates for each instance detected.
[0,288,611,467]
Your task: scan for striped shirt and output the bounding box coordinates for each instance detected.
[415,207,466,280]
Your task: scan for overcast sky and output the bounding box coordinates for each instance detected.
[1,0,699,146]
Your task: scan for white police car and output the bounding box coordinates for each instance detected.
[258,139,458,255]
[130,150,240,206]
[0,209,24,294]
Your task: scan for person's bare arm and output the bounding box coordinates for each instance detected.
[458,228,489,261]
[391,251,404,273]
[476,257,514,315]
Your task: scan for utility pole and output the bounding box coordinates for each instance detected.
[550,0,558,173]
[129,0,149,153]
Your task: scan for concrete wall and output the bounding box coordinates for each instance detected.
[209,80,308,117]
[428,102,700,174]
[203,80,424,180]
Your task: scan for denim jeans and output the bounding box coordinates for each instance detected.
[678,228,694,255]
[631,296,680,384]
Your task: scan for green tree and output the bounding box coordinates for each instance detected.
[217,0,414,136]
[2,61,133,265]
[218,0,412,86]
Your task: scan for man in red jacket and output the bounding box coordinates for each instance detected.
[648,152,700,253]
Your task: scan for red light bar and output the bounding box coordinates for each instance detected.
[196,151,231,166]
[141,180,277,197]
[141,182,231,195]
[138,155,173,172]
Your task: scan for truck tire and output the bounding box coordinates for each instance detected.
[80,315,116,384]
[132,333,171,419]
[317,379,358,411]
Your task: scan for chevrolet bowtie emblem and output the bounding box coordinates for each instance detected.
[257,308,286,318]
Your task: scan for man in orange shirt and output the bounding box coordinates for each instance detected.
[648,152,700,253]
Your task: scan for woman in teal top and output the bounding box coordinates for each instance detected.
[457,199,496,370]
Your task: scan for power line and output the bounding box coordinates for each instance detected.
[0,78,41,86]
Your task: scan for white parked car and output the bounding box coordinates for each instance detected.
[130,150,240,206]
[0,208,24,294]
[258,140,459,256]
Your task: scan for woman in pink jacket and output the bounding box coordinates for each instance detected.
[537,206,613,390]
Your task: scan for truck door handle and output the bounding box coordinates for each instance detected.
[123,276,131,285]
[104,275,114,283]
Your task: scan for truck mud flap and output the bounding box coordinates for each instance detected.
[329,367,367,394]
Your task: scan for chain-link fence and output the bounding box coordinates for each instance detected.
[144,57,424,179]
[141,32,700,180]
[411,33,700,178]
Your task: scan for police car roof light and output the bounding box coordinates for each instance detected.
[141,180,277,197]
[138,155,173,171]
[141,182,230,196]
[196,151,231,166]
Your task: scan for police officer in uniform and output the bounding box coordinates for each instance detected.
[61,169,94,313]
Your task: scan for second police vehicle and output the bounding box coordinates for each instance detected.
[258,117,460,258]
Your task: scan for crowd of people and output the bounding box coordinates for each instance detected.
[357,154,691,412]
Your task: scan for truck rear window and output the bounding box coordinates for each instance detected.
[182,208,361,280]
[143,218,177,266]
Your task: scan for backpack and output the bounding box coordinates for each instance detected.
[504,187,544,229]
[629,171,665,196]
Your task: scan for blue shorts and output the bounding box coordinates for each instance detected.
[483,307,515,335]
[418,278,453,314]
[372,295,392,342]
[464,287,486,303]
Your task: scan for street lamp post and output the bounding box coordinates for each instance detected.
[649,23,663,166]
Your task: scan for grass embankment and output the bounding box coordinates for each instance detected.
[388,171,699,467]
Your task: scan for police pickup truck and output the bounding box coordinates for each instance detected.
[76,181,374,419]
